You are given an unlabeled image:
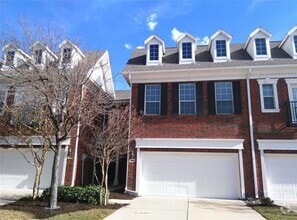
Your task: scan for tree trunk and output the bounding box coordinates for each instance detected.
[104,164,109,206]
[49,136,62,209]
[33,165,42,200]
[100,161,105,187]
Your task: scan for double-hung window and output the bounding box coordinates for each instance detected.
[257,79,279,113]
[62,48,72,64]
[0,90,7,115]
[294,36,297,53]
[216,40,227,57]
[149,44,159,61]
[145,84,161,115]
[255,38,267,55]
[6,51,15,66]
[182,42,192,59]
[179,83,195,114]
[215,82,234,114]
[35,49,43,64]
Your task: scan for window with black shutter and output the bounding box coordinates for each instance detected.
[161,83,167,115]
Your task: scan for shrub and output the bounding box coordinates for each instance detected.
[41,185,108,205]
[259,197,274,206]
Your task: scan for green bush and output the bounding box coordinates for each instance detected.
[259,197,274,206]
[41,185,108,205]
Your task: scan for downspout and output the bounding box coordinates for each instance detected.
[247,68,259,198]
[71,86,83,186]
[125,74,132,192]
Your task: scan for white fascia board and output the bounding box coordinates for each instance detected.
[279,26,297,48]
[244,27,271,50]
[59,40,85,59]
[0,136,71,146]
[257,139,297,150]
[208,29,232,50]
[135,138,244,149]
[30,41,58,60]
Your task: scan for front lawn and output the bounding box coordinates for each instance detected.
[0,200,121,220]
[253,205,297,220]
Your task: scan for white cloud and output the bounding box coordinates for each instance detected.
[136,45,145,49]
[197,36,210,45]
[124,43,132,50]
[171,27,183,41]
[147,13,158,31]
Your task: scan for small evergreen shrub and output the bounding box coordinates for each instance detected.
[259,197,274,206]
[41,185,108,205]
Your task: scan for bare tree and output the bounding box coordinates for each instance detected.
[83,106,140,206]
[0,20,113,209]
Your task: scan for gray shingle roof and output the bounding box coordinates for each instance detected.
[114,90,130,100]
[123,41,297,73]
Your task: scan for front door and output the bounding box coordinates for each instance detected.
[289,85,297,123]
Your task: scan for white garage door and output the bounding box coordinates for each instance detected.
[0,148,66,189]
[265,154,297,201]
[139,152,241,199]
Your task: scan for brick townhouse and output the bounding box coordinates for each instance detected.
[122,26,297,202]
[0,40,115,189]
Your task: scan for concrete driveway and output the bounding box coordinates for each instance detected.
[0,189,32,205]
[105,197,265,220]
[275,201,297,213]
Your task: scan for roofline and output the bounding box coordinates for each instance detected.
[176,32,196,43]
[243,27,271,50]
[208,29,232,50]
[279,25,297,48]
[144,34,165,54]
[30,41,58,60]
[59,40,85,59]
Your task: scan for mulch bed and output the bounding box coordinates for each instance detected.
[109,190,136,200]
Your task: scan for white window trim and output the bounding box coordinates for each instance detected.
[285,78,297,102]
[144,84,161,115]
[215,40,227,58]
[179,83,196,115]
[149,44,159,62]
[181,42,193,60]
[215,82,234,114]
[257,78,280,113]
[253,38,271,60]
[293,35,297,57]
[0,87,8,115]
[146,43,162,66]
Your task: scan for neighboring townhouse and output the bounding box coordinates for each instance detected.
[122,26,297,202]
[0,41,115,189]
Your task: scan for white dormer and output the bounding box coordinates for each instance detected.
[1,43,31,70]
[176,32,196,64]
[279,26,297,59]
[244,27,271,61]
[208,29,232,62]
[30,41,58,68]
[58,40,85,67]
[144,35,165,66]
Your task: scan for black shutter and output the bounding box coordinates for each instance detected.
[207,82,216,115]
[196,82,203,115]
[137,84,145,114]
[161,83,168,115]
[233,81,242,114]
[172,83,179,115]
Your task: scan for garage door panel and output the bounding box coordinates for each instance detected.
[139,152,241,199]
[0,148,65,189]
[265,154,297,201]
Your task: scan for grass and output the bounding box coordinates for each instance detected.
[253,205,297,220]
[0,200,122,220]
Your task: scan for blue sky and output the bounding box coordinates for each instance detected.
[1,0,297,90]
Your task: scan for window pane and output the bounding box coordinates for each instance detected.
[6,51,15,66]
[262,84,275,109]
[63,48,71,63]
[215,82,233,114]
[179,83,195,114]
[182,42,192,59]
[35,50,43,64]
[262,84,273,96]
[180,102,195,114]
[264,97,275,109]
[145,84,161,114]
[216,40,227,57]
[255,38,267,55]
[149,44,159,61]
[294,36,297,53]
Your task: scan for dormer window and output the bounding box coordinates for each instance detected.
[63,48,71,64]
[149,44,159,61]
[216,40,227,57]
[6,51,15,66]
[182,42,192,59]
[255,38,267,55]
[294,36,297,53]
[34,49,43,64]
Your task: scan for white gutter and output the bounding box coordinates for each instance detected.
[71,86,84,186]
[125,74,133,192]
[247,68,259,198]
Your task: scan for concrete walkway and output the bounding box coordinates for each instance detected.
[105,197,265,220]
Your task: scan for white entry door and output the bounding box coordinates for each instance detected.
[265,154,297,201]
[138,152,241,199]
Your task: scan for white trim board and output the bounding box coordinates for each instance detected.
[135,138,244,149]
[0,136,71,146]
[257,139,297,150]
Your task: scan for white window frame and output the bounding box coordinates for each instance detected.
[293,35,297,54]
[0,87,8,115]
[179,83,196,115]
[149,44,159,61]
[181,42,192,60]
[144,84,161,115]
[285,78,297,124]
[216,40,227,57]
[257,79,280,113]
[215,82,234,114]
